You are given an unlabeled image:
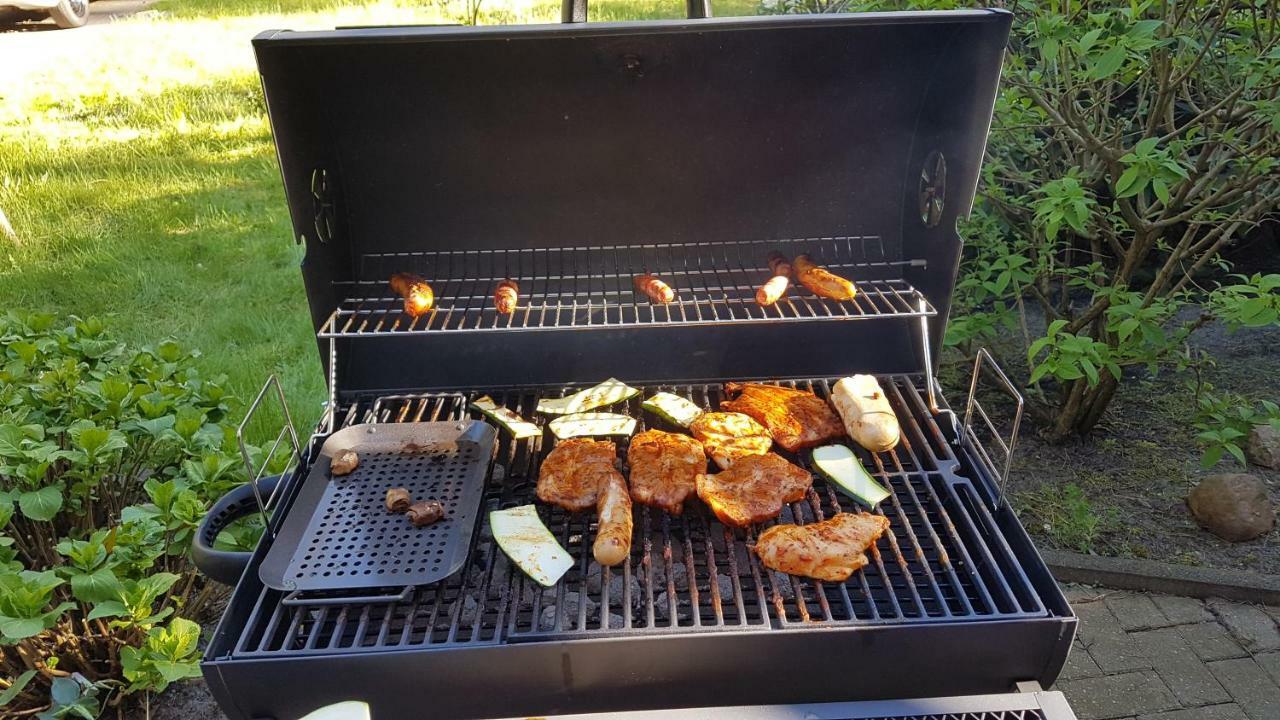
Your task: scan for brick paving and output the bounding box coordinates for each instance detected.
[1055,585,1280,720]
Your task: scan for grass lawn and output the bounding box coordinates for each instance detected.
[0,0,762,435]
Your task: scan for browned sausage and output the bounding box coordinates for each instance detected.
[385,487,412,513]
[634,274,675,304]
[592,474,632,566]
[494,279,519,314]
[389,273,435,316]
[792,255,857,301]
[407,500,446,527]
[755,251,793,306]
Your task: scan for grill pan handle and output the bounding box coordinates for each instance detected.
[280,586,413,606]
[561,0,711,22]
[192,474,282,585]
[961,348,1023,509]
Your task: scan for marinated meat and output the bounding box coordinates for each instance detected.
[593,473,633,566]
[385,487,412,513]
[721,382,844,452]
[754,512,890,582]
[406,500,446,527]
[389,272,435,316]
[792,255,857,301]
[689,411,772,470]
[634,274,675,304]
[627,429,706,515]
[695,453,813,528]
[537,437,622,512]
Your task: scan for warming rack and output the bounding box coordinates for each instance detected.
[318,235,936,338]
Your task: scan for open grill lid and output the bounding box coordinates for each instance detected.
[253,11,1010,391]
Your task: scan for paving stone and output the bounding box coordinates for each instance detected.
[1063,582,1106,603]
[1137,705,1250,720]
[1152,595,1213,625]
[1059,670,1180,720]
[1208,599,1280,653]
[1059,640,1104,681]
[1256,652,1280,687]
[1207,657,1280,720]
[1109,593,1174,630]
[1177,622,1249,662]
[1132,627,1230,707]
[1076,599,1152,672]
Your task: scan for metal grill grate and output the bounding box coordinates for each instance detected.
[319,236,935,337]
[230,377,1046,659]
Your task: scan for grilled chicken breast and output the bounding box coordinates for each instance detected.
[721,383,844,452]
[593,473,633,566]
[627,429,706,515]
[695,453,813,528]
[689,411,772,470]
[537,438,621,512]
[754,512,890,582]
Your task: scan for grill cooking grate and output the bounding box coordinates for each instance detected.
[230,376,1045,658]
[319,236,935,337]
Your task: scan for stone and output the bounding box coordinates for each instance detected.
[1257,652,1280,687]
[1151,595,1213,625]
[1177,622,1248,662]
[1138,705,1249,720]
[537,592,598,630]
[1058,670,1179,720]
[1207,599,1280,653]
[1058,640,1104,681]
[1245,425,1280,469]
[455,595,480,626]
[1207,657,1280,720]
[1107,593,1173,631]
[1131,627,1230,706]
[605,612,625,629]
[1187,474,1275,542]
[1076,599,1152,673]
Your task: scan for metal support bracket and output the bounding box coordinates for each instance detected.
[325,337,338,433]
[918,298,941,414]
[237,375,303,538]
[961,348,1024,509]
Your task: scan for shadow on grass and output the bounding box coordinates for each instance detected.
[1,76,324,438]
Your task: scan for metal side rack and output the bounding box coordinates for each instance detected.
[319,235,935,337]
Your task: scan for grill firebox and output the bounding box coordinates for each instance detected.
[230,377,1043,659]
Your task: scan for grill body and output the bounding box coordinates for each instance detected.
[204,10,1080,720]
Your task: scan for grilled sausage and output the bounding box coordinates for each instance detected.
[592,473,632,566]
[755,251,793,306]
[385,487,412,513]
[330,449,359,476]
[792,255,857,301]
[634,274,675,304]
[494,279,519,314]
[389,272,435,317]
[407,500,446,527]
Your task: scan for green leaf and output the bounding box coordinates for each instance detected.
[49,676,80,706]
[1077,28,1103,52]
[87,601,127,621]
[1152,177,1171,204]
[0,426,24,458]
[70,568,123,604]
[0,616,46,641]
[1115,166,1144,198]
[1227,443,1247,466]
[1080,358,1100,386]
[1202,446,1224,468]
[18,486,62,522]
[0,669,35,707]
[1089,44,1126,80]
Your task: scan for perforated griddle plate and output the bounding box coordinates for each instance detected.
[259,420,496,592]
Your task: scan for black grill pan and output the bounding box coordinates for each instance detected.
[259,419,496,592]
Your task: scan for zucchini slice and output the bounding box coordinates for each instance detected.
[548,412,637,440]
[641,392,704,428]
[470,396,541,439]
[537,378,640,415]
[811,444,890,507]
[490,505,574,587]
[298,703,371,720]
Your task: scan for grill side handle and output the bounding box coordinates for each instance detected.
[236,375,304,539]
[560,0,711,22]
[960,348,1024,509]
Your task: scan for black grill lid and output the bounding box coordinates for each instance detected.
[253,11,1010,389]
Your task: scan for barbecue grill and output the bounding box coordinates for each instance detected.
[195,5,1080,719]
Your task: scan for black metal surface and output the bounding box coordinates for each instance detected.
[224,377,1046,660]
[252,12,1012,388]
[258,420,496,593]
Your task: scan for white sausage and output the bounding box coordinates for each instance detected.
[831,375,900,452]
[593,472,632,566]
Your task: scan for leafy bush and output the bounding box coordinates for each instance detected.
[0,313,259,715]
[809,0,1280,440]
[1191,383,1280,468]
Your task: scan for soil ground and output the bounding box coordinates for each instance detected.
[946,315,1280,575]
